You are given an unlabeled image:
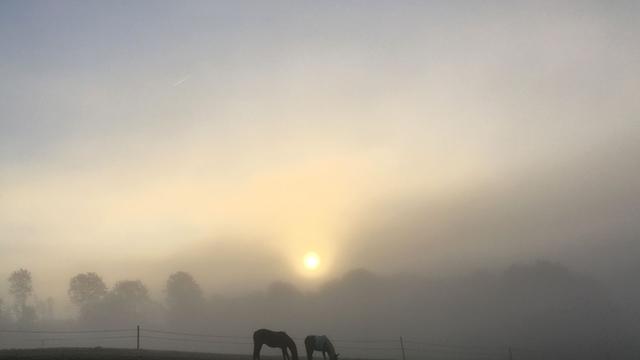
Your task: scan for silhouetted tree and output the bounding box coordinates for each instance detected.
[9,269,32,306]
[76,278,161,327]
[0,298,6,325]
[68,272,107,307]
[101,280,152,324]
[35,296,55,320]
[165,271,205,327]
[109,280,149,308]
[8,268,36,325]
[166,271,204,307]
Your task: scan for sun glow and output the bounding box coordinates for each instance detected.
[303,252,320,270]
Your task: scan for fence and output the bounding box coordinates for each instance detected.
[0,327,543,359]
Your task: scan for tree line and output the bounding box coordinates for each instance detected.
[1,262,638,360]
[0,269,204,329]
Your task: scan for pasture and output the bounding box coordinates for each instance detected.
[0,347,317,360]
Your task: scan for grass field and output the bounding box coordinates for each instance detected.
[0,347,290,360]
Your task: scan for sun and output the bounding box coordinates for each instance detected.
[303,251,320,270]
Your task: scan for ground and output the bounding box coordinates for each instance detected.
[0,348,280,360]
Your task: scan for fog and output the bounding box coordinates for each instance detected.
[347,140,640,277]
[1,1,639,359]
[1,263,638,359]
[2,142,639,358]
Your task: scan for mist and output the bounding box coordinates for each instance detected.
[0,263,637,359]
[1,0,640,359]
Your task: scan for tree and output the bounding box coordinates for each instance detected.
[107,280,150,316]
[8,268,36,325]
[166,271,204,309]
[9,268,33,306]
[79,279,155,327]
[0,298,5,325]
[68,272,107,307]
[35,296,55,320]
[165,272,205,326]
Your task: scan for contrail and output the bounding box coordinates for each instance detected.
[172,75,190,87]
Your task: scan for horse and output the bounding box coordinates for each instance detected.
[304,335,339,360]
[253,328,299,360]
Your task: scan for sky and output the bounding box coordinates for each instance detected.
[1,0,639,308]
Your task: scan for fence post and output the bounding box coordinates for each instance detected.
[137,325,140,350]
[400,336,406,360]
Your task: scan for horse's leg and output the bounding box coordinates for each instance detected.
[282,347,289,360]
[322,351,327,360]
[306,347,313,360]
[253,342,262,360]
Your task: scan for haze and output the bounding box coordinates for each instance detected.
[1,1,639,359]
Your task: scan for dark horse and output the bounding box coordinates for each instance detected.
[304,335,339,360]
[253,328,299,360]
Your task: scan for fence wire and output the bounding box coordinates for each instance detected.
[0,326,545,359]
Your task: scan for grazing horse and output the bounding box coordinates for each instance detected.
[304,335,339,360]
[253,328,299,360]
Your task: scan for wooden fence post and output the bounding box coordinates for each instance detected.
[137,325,140,350]
[400,336,406,360]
